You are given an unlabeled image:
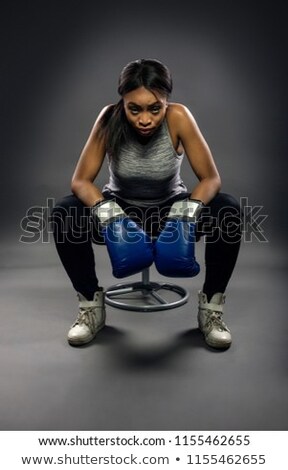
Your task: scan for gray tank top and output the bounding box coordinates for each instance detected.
[102,119,187,207]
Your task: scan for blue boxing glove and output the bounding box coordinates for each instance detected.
[154,199,203,277]
[92,200,154,278]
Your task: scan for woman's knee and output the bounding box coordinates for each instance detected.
[52,194,84,217]
[51,194,90,241]
[198,192,242,243]
[209,192,241,214]
[51,194,104,245]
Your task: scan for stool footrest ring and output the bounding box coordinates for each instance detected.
[105,280,189,312]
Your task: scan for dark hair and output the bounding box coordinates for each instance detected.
[97,59,173,156]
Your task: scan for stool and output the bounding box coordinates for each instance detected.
[105,267,189,312]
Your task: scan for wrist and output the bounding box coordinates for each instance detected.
[168,198,204,221]
[189,198,205,206]
[92,199,125,225]
[92,198,105,208]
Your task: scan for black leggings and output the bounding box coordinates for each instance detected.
[51,192,242,302]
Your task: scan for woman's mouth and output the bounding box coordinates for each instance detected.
[138,128,154,135]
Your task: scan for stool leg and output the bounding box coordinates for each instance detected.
[141,268,151,297]
[142,268,149,285]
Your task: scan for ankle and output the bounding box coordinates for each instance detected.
[78,287,103,302]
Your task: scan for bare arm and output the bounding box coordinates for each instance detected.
[71,106,111,206]
[171,104,221,205]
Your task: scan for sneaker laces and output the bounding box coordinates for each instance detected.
[72,306,97,331]
[205,310,230,333]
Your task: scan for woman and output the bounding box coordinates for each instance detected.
[52,58,242,349]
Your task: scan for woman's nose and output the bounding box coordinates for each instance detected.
[139,113,152,126]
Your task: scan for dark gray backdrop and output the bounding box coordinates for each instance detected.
[0,0,287,432]
[1,0,287,248]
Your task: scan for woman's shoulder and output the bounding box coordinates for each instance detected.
[166,102,194,133]
[167,102,187,113]
[98,103,115,117]
[166,102,192,123]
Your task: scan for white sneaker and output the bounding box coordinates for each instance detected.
[197,291,232,349]
[67,290,106,346]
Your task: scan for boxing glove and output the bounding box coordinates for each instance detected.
[92,200,154,278]
[154,199,203,277]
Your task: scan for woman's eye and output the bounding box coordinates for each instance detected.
[151,107,161,114]
[128,106,161,115]
[129,108,139,115]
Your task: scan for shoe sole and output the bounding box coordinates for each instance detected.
[67,321,105,346]
[205,338,232,349]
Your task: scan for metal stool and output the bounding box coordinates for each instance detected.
[105,267,189,312]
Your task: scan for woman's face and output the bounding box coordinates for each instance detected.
[123,86,168,137]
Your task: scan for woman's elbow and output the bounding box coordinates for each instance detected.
[71,178,85,196]
[215,175,222,192]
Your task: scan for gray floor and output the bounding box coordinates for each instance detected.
[0,238,287,430]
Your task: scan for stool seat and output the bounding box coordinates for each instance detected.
[105,268,189,312]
